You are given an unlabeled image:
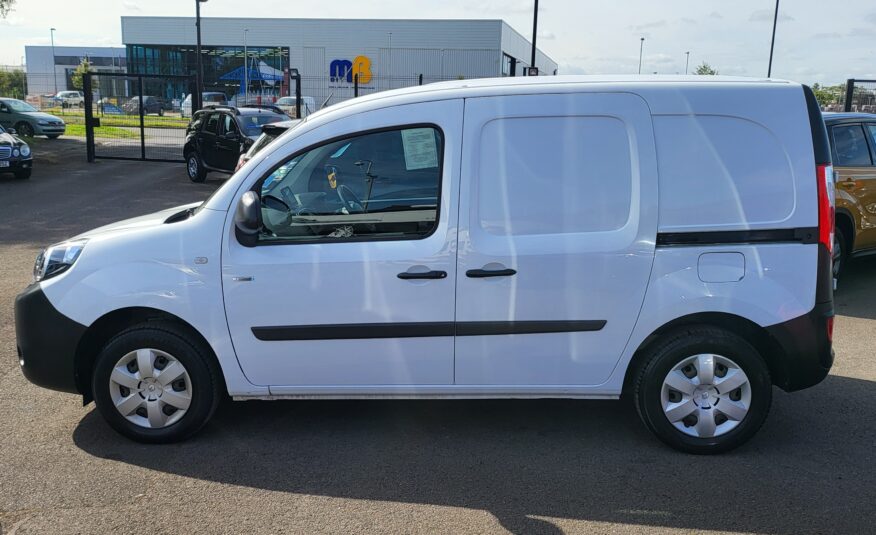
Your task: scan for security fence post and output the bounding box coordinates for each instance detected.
[84,73,95,163]
[844,79,855,112]
[354,73,359,98]
[138,75,146,160]
[294,71,302,119]
[418,73,423,86]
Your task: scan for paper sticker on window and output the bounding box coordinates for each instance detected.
[401,128,439,170]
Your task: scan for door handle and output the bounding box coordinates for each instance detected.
[397,270,447,280]
[231,276,254,282]
[466,268,517,278]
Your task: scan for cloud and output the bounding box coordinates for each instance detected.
[628,20,667,32]
[865,12,876,25]
[559,63,588,75]
[847,27,874,37]
[122,0,141,12]
[537,31,556,40]
[709,11,723,19]
[813,32,842,39]
[0,16,23,26]
[749,9,794,22]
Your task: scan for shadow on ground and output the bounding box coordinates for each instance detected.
[74,372,876,534]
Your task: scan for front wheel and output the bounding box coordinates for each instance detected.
[92,322,222,443]
[634,326,772,454]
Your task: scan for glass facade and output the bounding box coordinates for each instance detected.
[126,44,290,101]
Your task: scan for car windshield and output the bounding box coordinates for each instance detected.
[4,99,37,112]
[239,113,285,137]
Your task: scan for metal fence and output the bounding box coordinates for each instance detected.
[841,79,876,114]
[83,72,197,163]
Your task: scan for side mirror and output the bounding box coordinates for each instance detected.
[7,128,16,134]
[234,191,262,247]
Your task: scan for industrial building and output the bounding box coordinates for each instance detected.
[120,17,557,106]
[24,46,126,96]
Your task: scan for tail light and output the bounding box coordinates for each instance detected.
[816,164,835,254]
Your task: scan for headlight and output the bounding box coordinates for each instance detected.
[19,144,30,157]
[37,120,48,125]
[33,239,87,283]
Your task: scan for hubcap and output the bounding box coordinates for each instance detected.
[188,157,198,177]
[833,235,842,278]
[109,348,192,429]
[660,354,751,438]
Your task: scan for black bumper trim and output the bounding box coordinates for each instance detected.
[15,284,86,394]
[765,301,834,392]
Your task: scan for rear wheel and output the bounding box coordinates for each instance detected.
[14,121,34,138]
[186,152,207,183]
[92,322,222,443]
[634,326,772,454]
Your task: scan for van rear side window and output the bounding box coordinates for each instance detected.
[477,116,633,236]
[654,116,795,229]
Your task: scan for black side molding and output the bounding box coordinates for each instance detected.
[251,320,606,341]
[657,227,818,247]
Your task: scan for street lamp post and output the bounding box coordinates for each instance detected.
[638,37,645,75]
[530,0,539,73]
[243,28,248,105]
[685,51,690,74]
[767,0,779,77]
[194,0,208,112]
[50,28,57,95]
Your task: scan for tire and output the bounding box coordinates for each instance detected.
[158,108,164,117]
[634,326,772,454]
[91,322,222,443]
[47,135,60,140]
[13,168,31,179]
[14,121,34,138]
[186,152,208,183]
[833,226,848,281]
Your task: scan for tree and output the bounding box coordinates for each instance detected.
[811,83,844,108]
[0,69,27,99]
[0,0,16,18]
[694,62,718,75]
[71,58,98,92]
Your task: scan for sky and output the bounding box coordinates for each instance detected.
[2,0,874,85]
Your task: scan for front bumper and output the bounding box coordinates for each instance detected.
[0,157,32,172]
[766,301,834,392]
[34,124,65,136]
[15,284,86,394]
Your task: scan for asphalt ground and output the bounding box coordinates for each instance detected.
[1,138,874,534]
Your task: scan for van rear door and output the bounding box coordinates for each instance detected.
[454,92,659,387]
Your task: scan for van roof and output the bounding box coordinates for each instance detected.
[310,75,797,121]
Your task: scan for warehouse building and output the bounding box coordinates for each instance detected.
[120,16,557,106]
[24,45,126,96]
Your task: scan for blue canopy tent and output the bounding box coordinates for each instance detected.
[219,61,284,94]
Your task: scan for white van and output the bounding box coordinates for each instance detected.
[15,76,835,453]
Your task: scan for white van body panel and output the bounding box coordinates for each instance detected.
[34,76,820,399]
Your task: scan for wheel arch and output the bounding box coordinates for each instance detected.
[621,312,787,398]
[74,306,225,403]
[835,207,855,253]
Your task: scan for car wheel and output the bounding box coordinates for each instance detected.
[158,108,164,117]
[47,134,60,140]
[186,152,207,183]
[14,122,34,137]
[634,326,772,454]
[91,322,222,443]
[833,227,847,281]
[13,168,31,179]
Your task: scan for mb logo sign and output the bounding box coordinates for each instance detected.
[329,56,373,84]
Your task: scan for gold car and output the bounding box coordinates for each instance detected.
[824,113,876,277]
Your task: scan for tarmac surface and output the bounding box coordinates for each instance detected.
[1,138,874,534]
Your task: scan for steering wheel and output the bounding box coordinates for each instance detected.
[337,184,365,213]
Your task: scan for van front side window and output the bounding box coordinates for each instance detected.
[257,126,443,243]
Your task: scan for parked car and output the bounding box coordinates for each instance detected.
[15,77,835,453]
[276,96,317,118]
[822,112,876,278]
[235,119,301,171]
[0,98,66,138]
[0,124,33,179]
[55,90,84,108]
[183,105,287,182]
[122,96,165,116]
[181,92,228,118]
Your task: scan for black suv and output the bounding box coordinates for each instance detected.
[183,105,287,182]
